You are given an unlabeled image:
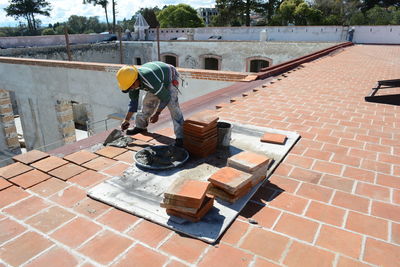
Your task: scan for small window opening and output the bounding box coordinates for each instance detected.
[204,57,219,70]
[250,60,269,72]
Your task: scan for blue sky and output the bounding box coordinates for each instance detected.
[0,0,215,27]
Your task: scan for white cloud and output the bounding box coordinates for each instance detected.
[0,0,216,27]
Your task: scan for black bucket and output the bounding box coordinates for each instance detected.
[217,122,232,148]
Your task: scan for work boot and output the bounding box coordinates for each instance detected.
[126,127,147,135]
[174,138,183,147]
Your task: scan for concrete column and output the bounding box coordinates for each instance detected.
[55,100,76,145]
[0,89,21,167]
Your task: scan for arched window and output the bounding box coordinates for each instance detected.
[246,57,272,72]
[161,53,178,67]
[200,54,222,70]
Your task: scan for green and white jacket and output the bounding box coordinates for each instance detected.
[128,61,176,112]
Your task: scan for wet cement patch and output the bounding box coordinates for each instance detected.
[88,121,300,243]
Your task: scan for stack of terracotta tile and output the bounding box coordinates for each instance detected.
[183,110,219,158]
[161,179,214,222]
[207,167,254,203]
[207,151,271,203]
[228,151,271,186]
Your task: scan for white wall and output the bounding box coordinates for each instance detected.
[352,26,400,44]
[147,25,400,44]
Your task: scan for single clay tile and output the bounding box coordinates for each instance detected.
[131,133,154,142]
[154,127,175,138]
[166,195,214,222]
[12,150,49,164]
[64,150,98,165]
[95,146,127,158]
[0,162,33,179]
[228,151,270,173]
[82,157,117,171]
[260,132,287,145]
[208,167,253,195]
[31,156,68,173]
[9,169,50,189]
[164,179,210,204]
[0,178,12,191]
[185,109,219,126]
[49,163,87,181]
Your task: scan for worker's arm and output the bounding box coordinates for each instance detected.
[121,96,139,130]
[150,98,169,123]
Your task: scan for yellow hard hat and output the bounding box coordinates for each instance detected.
[116,65,138,91]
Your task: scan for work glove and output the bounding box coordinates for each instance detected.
[150,113,159,123]
[121,120,130,131]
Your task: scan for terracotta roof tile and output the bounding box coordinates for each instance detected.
[64,150,98,165]
[49,163,87,181]
[82,157,117,171]
[12,150,49,164]
[9,169,50,189]
[260,132,287,144]
[31,156,68,173]
[95,146,127,158]
[0,162,33,179]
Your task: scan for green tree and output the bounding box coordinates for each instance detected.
[119,17,135,31]
[349,11,367,24]
[67,15,87,34]
[311,0,362,25]
[41,28,55,35]
[276,0,322,25]
[157,4,204,28]
[4,0,51,32]
[213,0,265,26]
[392,8,400,24]
[366,5,393,24]
[83,0,110,32]
[86,16,106,33]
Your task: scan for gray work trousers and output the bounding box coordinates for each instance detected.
[135,84,184,139]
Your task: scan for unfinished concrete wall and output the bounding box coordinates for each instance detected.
[0,89,21,167]
[0,57,240,152]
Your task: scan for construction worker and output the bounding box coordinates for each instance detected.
[116,61,184,147]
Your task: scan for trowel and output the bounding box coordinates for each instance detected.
[103,128,124,146]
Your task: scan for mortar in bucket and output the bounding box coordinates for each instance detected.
[217,122,232,148]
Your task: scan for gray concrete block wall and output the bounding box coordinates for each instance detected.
[55,100,76,145]
[0,89,21,167]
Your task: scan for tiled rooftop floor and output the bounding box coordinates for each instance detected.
[1,44,399,266]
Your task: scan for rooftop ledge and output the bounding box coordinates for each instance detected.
[0,56,254,82]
